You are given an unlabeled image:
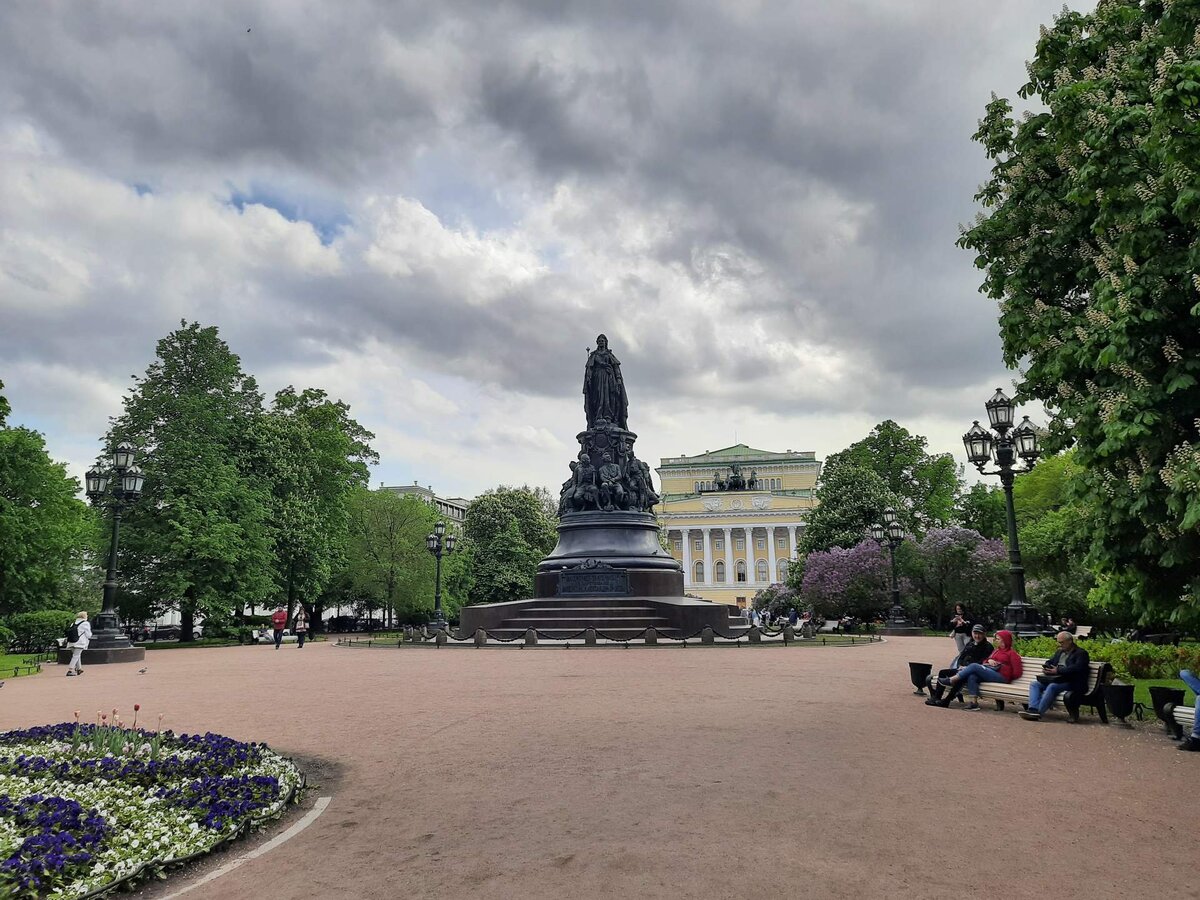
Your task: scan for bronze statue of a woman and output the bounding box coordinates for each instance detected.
[583,334,629,429]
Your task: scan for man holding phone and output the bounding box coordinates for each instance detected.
[1019,631,1090,721]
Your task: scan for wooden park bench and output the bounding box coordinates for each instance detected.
[817,619,840,634]
[1074,625,1092,639]
[1163,697,1197,741]
[969,657,1112,723]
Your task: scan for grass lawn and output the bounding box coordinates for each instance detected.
[0,653,49,678]
[1129,676,1195,710]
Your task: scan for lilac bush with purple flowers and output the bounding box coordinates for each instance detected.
[0,720,301,898]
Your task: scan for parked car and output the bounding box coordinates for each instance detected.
[252,628,296,644]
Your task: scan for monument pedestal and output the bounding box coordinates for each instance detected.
[58,646,145,665]
[534,511,682,598]
[58,622,145,665]
[459,510,747,639]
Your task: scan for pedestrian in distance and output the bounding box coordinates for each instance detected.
[271,606,287,649]
[294,607,308,648]
[948,604,972,654]
[65,611,91,676]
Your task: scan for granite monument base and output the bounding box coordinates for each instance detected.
[57,646,146,666]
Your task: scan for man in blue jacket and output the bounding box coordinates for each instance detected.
[1019,631,1090,722]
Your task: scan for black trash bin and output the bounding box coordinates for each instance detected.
[908,662,933,696]
[1103,682,1135,727]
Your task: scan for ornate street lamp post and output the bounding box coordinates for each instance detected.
[425,521,457,630]
[871,509,921,635]
[963,388,1042,635]
[78,442,146,664]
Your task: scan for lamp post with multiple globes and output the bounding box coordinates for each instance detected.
[962,388,1042,635]
[871,507,921,635]
[77,442,147,664]
[425,521,457,631]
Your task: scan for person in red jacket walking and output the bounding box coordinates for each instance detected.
[271,607,287,650]
[938,629,1023,710]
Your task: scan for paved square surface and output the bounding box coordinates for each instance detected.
[0,638,1192,899]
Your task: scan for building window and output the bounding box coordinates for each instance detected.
[736,560,747,583]
[756,537,765,549]
[735,538,744,551]
[777,535,787,547]
[674,539,682,552]
[778,559,789,580]
[694,540,702,552]
[756,560,769,582]
[715,561,726,583]
[715,539,724,550]
[694,561,705,583]
[773,477,781,490]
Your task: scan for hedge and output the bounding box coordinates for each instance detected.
[1014,636,1200,680]
[5,610,76,653]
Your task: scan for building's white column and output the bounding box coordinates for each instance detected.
[723,527,734,586]
[700,527,711,583]
[681,529,692,587]
[767,525,778,583]
[789,525,799,557]
[745,528,756,585]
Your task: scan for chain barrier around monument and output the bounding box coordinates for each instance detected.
[334,629,884,649]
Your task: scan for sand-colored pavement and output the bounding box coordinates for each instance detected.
[0,638,1193,899]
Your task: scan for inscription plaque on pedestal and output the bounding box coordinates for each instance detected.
[559,569,630,596]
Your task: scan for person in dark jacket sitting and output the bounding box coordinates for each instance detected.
[925,624,993,707]
[1018,631,1090,721]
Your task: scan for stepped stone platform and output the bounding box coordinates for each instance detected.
[457,594,748,640]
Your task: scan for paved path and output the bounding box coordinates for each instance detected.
[1,638,1194,899]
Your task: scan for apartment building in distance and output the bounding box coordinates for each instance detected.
[379,481,471,526]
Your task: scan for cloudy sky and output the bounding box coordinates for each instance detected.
[0,1,1085,498]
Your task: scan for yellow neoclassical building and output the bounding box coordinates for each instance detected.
[654,445,821,606]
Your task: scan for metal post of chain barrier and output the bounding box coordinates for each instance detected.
[475,628,486,648]
[524,628,537,647]
[783,625,794,644]
[748,625,761,644]
[436,630,447,647]
[702,626,715,645]
[645,627,657,645]
[585,628,597,646]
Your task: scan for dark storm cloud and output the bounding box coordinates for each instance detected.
[0,0,1082,464]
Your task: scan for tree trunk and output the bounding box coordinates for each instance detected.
[286,560,297,624]
[180,588,196,643]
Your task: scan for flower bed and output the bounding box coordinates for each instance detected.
[0,712,302,898]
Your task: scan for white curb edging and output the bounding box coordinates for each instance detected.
[159,796,332,899]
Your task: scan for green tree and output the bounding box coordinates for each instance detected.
[463,486,556,605]
[345,488,440,625]
[1012,452,1096,622]
[0,379,97,616]
[954,482,1007,540]
[799,464,897,554]
[254,387,376,630]
[107,322,275,640]
[823,420,959,533]
[959,2,1200,627]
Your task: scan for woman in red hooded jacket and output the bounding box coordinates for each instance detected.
[938,629,1022,710]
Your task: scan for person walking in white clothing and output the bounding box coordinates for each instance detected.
[66,611,91,676]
